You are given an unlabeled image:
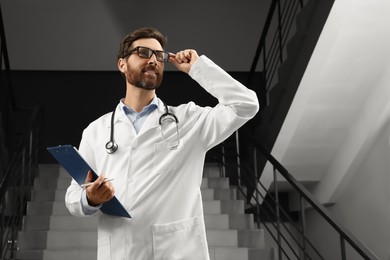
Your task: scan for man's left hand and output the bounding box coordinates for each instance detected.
[169,49,199,74]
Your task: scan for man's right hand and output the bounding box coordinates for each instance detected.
[85,171,115,207]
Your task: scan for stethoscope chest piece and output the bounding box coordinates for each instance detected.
[105,140,118,154]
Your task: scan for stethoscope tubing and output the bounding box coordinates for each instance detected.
[105,102,178,154]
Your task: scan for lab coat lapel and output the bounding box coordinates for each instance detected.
[110,104,137,137]
[137,98,165,136]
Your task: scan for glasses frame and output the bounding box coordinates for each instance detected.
[123,46,170,63]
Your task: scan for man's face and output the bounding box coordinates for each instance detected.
[121,38,165,90]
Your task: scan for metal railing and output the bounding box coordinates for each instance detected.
[247,0,304,101]
[0,107,41,259]
[208,131,378,260]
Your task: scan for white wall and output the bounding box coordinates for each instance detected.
[0,0,270,71]
[305,109,390,259]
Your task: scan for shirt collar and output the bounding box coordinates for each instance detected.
[120,96,158,116]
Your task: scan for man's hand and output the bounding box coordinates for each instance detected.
[85,171,115,207]
[169,49,199,74]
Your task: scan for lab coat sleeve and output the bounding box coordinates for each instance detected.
[188,55,259,150]
[65,127,100,217]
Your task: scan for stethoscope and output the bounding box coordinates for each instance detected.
[105,102,179,154]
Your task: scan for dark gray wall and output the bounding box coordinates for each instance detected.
[9,70,260,162]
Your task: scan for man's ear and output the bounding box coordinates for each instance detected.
[118,58,126,73]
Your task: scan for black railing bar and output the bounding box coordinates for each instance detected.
[275,0,294,66]
[252,185,306,239]
[274,166,289,260]
[248,176,322,260]
[248,0,279,85]
[0,107,40,200]
[241,172,313,260]
[224,161,305,259]
[247,136,379,260]
[280,0,299,36]
[280,2,302,48]
[280,0,297,24]
[300,194,308,260]
[277,0,284,63]
[341,235,346,260]
[260,219,293,260]
[0,4,16,110]
[265,61,279,91]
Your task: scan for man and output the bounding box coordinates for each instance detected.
[65,27,259,260]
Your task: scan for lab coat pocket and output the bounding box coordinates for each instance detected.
[152,217,209,260]
[153,142,176,174]
[97,236,111,260]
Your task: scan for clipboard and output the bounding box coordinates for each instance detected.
[47,145,131,218]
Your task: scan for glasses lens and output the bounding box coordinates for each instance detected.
[160,116,179,149]
[137,47,153,59]
[156,51,169,62]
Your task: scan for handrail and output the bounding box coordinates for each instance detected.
[247,0,303,95]
[0,106,41,259]
[249,136,378,259]
[207,130,378,259]
[212,131,378,260]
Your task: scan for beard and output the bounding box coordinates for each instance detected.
[125,63,163,90]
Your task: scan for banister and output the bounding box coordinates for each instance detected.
[245,134,379,260]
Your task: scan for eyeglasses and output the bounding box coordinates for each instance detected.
[123,46,170,63]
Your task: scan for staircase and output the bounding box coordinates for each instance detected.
[16,164,272,260]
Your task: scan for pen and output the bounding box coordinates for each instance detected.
[81,178,114,188]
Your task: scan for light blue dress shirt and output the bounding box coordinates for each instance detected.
[119,96,158,134]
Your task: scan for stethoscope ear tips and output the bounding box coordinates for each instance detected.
[105,141,118,154]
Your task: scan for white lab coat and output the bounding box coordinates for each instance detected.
[65,56,259,260]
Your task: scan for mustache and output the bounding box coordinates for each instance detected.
[141,65,159,76]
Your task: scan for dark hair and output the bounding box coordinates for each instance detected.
[117,27,167,61]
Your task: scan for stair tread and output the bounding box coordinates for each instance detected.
[17,164,266,260]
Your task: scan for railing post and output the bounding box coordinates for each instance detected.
[273,166,282,260]
[221,144,226,178]
[253,148,261,229]
[340,236,346,260]
[300,195,307,259]
[0,195,4,258]
[235,131,241,187]
[277,0,284,63]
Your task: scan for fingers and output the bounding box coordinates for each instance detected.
[85,170,94,183]
[85,173,115,206]
[169,49,199,74]
[171,49,196,64]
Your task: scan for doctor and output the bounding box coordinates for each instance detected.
[65,27,259,260]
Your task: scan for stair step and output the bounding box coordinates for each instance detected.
[16,247,266,260]
[205,214,230,229]
[22,215,98,231]
[18,229,259,251]
[31,189,66,202]
[238,229,265,248]
[209,246,248,260]
[203,200,245,214]
[207,229,238,247]
[18,230,97,250]
[17,164,268,260]
[26,201,71,216]
[22,214,254,232]
[205,177,230,189]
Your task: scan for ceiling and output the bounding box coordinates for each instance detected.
[0,0,271,71]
